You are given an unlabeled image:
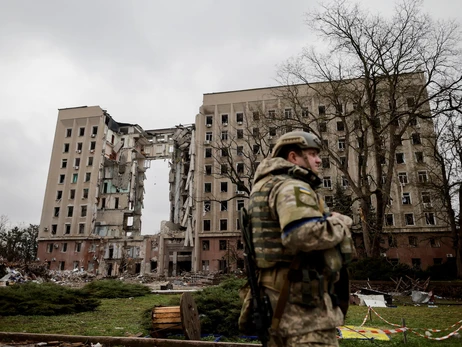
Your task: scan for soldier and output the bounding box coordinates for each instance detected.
[242,131,354,347]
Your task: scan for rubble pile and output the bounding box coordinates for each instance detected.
[48,269,97,287]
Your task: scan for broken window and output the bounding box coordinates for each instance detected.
[220,201,228,211]
[411,133,421,145]
[253,145,260,154]
[219,240,227,250]
[318,105,326,116]
[338,138,346,151]
[425,213,436,225]
[206,116,213,127]
[92,126,98,136]
[336,121,345,131]
[75,242,82,252]
[101,198,106,209]
[77,142,83,151]
[205,165,212,175]
[63,143,69,153]
[253,111,260,121]
[412,258,421,270]
[221,181,228,192]
[74,158,80,168]
[393,134,402,146]
[56,190,63,200]
[90,141,96,151]
[418,171,428,183]
[61,159,68,168]
[221,164,228,175]
[396,153,405,164]
[220,219,227,231]
[204,182,212,193]
[51,224,57,234]
[415,152,424,163]
[409,236,418,247]
[302,107,309,117]
[221,148,229,157]
[402,193,411,205]
[115,197,119,209]
[385,214,394,226]
[67,206,73,217]
[237,163,244,174]
[79,223,84,234]
[407,97,416,108]
[268,110,276,119]
[59,261,65,270]
[342,176,349,187]
[324,196,333,208]
[62,243,68,252]
[69,189,75,199]
[85,172,91,182]
[222,114,228,124]
[88,157,93,166]
[79,127,85,136]
[203,220,211,231]
[269,127,277,136]
[46,243,53,253]
[66,128,72,137]
[83,188,89,199]
[253,128,259,137]
[202,260,209,271]
[430,237,440,247]
[237,200,244,210]
[322,158,330,169]
[204,200,211,213]
[237,129,244,139]
[236,112,244,123]
[59,174,65,184]
[404,213,415,226]
[205,148,212,158]
[319,122,327,132]
[422,192,431,204]
[202,240,210,251]
[81,205,87,217]
[54,207,60,217]
[388,236,397,248]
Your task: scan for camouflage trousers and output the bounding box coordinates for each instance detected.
[268,328,339,347]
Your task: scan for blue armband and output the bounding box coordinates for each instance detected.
[282,215,328,239]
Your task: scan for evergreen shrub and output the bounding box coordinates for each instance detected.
[81,279,151,298]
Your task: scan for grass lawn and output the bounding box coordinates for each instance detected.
[0,293,461,346]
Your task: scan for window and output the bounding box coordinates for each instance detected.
[79,127,85,136]
[74,158,80,167]
[204,201,211,213]
[324,196,333,207]
[253,128,259,137]
[206,116,213,126]
[269,127,277,137]
[340,156,347,168]
[398,172,408,184]
[69,189,75,199]
[253,111,260,121]
[59,174,65,184]
[318,105,326,116]
[323,176,332,189]
[415,152,424,163]
[433,258,443,265]
[338,138,346,151]
[79,223,85,234]
[319,122,327,132]
[54,207,60,217]
[67,206,74,217]
[418,171,428,183]
[237,146,243,156]
[402,193,411,205]
[47,243,53,253]
[237,129,244,139]
[237,200,245,210]
[237,239,244,250]
[75,242,82,252]
[425,212,436,225]
[72,173,78,183]
[115,197,119,209]
[430,237,440,248]
[205,148,212,158]
[219,240,227,250]
[236,112,244,123]
[412,258,421,270]
[336,121,345,131]
[422,192,432,204]
[203,220,211,231]
[204,182,212,193]
[81,205,87,217]
[357,137,364,149]
[202,240,210,251]
[92,126,98,136]
[322,139,329,149]
[205,165,212,175]
[101,198,106,208]
[358,155,366,167]
[202,260,210,271]
[62,243,68,252]
[253,145,260,154]
[393,134,402,146]
[385,214,394,226]
[220,201,228,211]
[221,148,229,157]
[236,218,241,230]
[88,157,94,166]
[322,158,330,169]
[396,153,405,164]
[222,114,228,124]
[404,213,415,225]
[220,219,228,231]
[221,181,228,192]
[268,110,276,119]
[64,143,70,153]
[342,176,349,187]
[61,159,68,168]
[409,236,418,247]
[56,190,63,200]
[388,235,397,248]
[336,104,343,114]
[237,163,244,174]
[51,224,57,234]
[284,108,292,119]
[65,224,71,234]
[90,141,96,150]
[205,132,212,141]
[221,164,228,175]
[83,188,89,199]
[407,97,415,108]
[66,129,72,137]
[302,107,309,117]
[221,131,228,140]
[77,142,83,151]
[411,133,421,145]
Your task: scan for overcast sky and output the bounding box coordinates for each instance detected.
[0,0,460,233]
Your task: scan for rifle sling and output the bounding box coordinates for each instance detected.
[270,254,301,331]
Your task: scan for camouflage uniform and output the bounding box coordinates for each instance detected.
[248,156,353,347]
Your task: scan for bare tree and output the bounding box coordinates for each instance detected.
[268,0,462,257]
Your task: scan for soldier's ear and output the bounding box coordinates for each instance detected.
[286,151,298,164]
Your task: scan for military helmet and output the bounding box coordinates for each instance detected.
[271,131,321,158]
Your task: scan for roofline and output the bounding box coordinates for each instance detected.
[58,105,89,111]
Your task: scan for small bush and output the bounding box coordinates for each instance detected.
[81,279,151,298]
[0,282,100,316]
[349,257,414,280]
[193,276,246,337]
